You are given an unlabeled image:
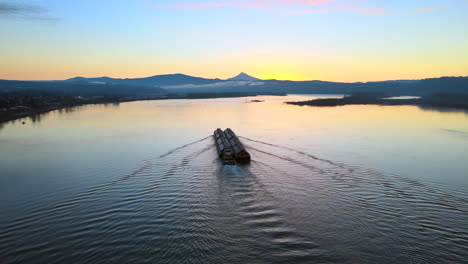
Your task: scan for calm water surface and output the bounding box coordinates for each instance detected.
[1,95,467,263]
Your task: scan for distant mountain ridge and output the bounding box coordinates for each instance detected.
[64,73,434,88]
[1,73,467,97]
[66,73,222,87]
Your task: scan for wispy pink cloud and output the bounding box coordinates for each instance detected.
[144,0,448,15]
[352,6,389,15]
[285,3,389,15]
[410,6,448,13]
[145,0,337,10]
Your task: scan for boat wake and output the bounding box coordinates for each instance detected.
[1,135,467,264]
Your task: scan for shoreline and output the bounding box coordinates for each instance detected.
[286,94,468,111]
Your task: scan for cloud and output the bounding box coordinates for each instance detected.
[146,0,456,16]
[0,1,59,20]
[285,3,390,15]
[145,0,392,15]
[410,6,448,13]
[147,0,337,10]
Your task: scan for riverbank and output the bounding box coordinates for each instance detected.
[286,93,468,110]
[0,96,144,124]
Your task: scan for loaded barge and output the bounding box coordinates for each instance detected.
[213,128,251,165]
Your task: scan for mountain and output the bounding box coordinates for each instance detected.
[66,76,116,83]
[2,74,467,97]
[66,74,220,87]
[227,72,260,81]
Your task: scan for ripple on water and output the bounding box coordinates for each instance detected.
[0,136,467,263]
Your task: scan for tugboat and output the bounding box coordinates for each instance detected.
[213,128,250,165]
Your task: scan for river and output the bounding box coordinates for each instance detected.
[0,95,467,263]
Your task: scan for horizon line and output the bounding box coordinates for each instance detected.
[1,73,467,84]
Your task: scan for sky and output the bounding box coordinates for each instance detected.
[0,0,467,82]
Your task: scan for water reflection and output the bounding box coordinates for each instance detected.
[442,128,468,140]
[56,102,120,116]
[2,96,467,134]
[29,113,46,123]
[0,103,122,132]
[1,95,467,187]
[418,105,468,114]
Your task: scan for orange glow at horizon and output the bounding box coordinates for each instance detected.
[1,64,467,82]
[1,51,467,82]
[2,41,467,82]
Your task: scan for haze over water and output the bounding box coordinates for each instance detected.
[0,95,467,263]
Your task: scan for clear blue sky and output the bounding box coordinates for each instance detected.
[1,0,467,81]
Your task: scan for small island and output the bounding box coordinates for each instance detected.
[286,93,468,110]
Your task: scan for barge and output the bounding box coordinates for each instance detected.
[213,128,251,165]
